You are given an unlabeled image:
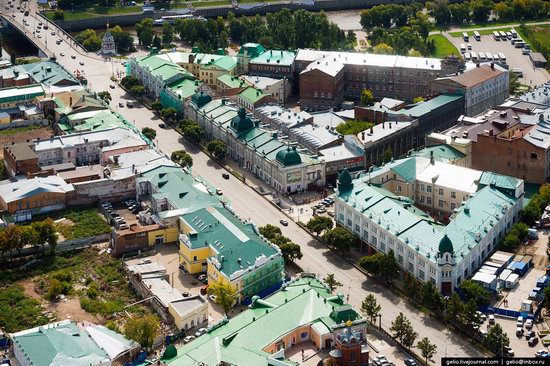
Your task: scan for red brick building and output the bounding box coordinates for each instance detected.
[329,321,369,366]
[3,143,39,177]
[299,58,344,111]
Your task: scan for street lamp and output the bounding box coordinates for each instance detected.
[378,314,382,330]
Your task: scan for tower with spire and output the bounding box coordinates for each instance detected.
[101,23,116,55]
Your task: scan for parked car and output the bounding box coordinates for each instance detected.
[280,219,288,226]
[536,350,548,358]
[194,328,207,337]
[516,327,524,337]
[216,189,223,195]
[517,316,524,327]
[222,173,230,179]
[182,291,190,297]
[529,337,539,346]
[198,274,207,282]
[526,319,533,329]
[71,55,76,59]
[183,336,195,343]
[526,330,535,339]
[327,210,335,217]
[404,360,418,366]
[504,346,514,357]
[316,207,326,214]
[119,224,129,230]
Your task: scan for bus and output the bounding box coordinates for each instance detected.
[462,32,469,42]
[153,14,205,26]
[460,43,466,53]
[470,52,478,62]
[511,29,518,38]
[474,31,481,41]
[498,52,506,64]
[511,68,523,77]
[493,31,500,41]
[464,53,471,60]
[479,52,486,61]
[499,31,507,39]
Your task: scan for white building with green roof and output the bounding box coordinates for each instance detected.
[336,157,524,294]
[11,320,140,366]
[161,274,367,366]
[186,95,325,193]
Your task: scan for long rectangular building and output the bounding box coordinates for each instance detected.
[335,156,523,294]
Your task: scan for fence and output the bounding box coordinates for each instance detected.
[479,305,533,320]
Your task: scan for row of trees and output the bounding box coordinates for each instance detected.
[360,4,435,56]
[428,0,550,25]
[179,119,204,144]
[519,23,550,69]
[171,150,193,168]
[75,26,135,53]
[259,224,303,263]
[0,219,57,257]
[120,75,146,99]
[133,9,354,52]
[358,250,398,280]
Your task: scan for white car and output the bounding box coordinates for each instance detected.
[525,319,533,329]
[536,350,548,358]
[183,335,195,343]
[517,316,524,327]
[194,327,207,337]
[209,294,217,303]
[488,314,495,324]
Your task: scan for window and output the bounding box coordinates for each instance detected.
[398,244,404,253]
[531,153,538,159]
[426,197,432,205]
[438,200,444,208]
[355,224,360,232]
[397,185,402,192]
[420,184,425,192]
[426,185,432,193]
[451,203,456,210]
[438,188,444,195]
[420,195,425,203]
[407,251,414,259]
[418,259,425,267]
[347,218,352,227]
[451,191,456,199]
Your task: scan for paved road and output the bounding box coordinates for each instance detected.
[3,2,487,360]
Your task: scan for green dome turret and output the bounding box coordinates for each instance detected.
[438,234,454,256]
[230,108,254,133]
[337,169,353,192]
[276,146,302,167]
[191,91,211,109]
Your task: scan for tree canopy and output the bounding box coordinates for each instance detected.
[208,280,238,315]
[124,315,159,349]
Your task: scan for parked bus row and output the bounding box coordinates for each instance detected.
[462,31,481,42]
[463,52,507,64]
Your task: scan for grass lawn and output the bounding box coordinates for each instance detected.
[0,285,49,333]
[520,23,550,54]
[449,27,512,37]
[427,34,460,58]
[0,125,48,136]
[37,207,111,240]
[444,18,550,30]
[191,0,231,7]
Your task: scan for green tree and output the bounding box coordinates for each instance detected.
[306,216,334,236]
[53,10,65,21]
[97,91,111,103]
[390,312,417,348]
[323,273,343,293]
[449,2,471,23]
[462,299,480,332]
[46,278,64,300]
[160,107,177,122]
[459,280,491,306]
[373,43,395,55]
[383,146,393,163]
[483,323,509,356]
[360,89,374,106]
[380,250,398,280]
[124,315,159,348]
[206,140,227,160]
[444,293,464,324]
[427,0,452,25]
[183,123,204,143]
[121,75,139,89]
[136,18,155,47]
[170,150,193,168]
[75,29,102,52]
[361,294,381,324]
[470,0,494,23]
[208,279,238,315]
[162,22,174,45]
[259,224,282,240]
[419,281,443,312]
[417,337,437,364]
[141,127,156,141]
[109,25,135,53]
[152,35,161,50]
[543,287,550,311]
[130,85,146,100]
[358,253,384,276]
[279,242,303,263]
[151,100,163,113]
[509,72,521,96]
[323,227,354,254]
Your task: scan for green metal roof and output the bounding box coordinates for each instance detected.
[478,171,522,192]
[164,277,363,366]
[250,49,296,66]
[391,158,417,183]
[0,84,44,104]
[11,61,80,87]
[399,94,463,118]
[180,206,279,278]
[238,87,270,104]
[58,110,128,134]
[276,146,302,167]
[217,74,246,89]
[12,322,110,366]
[167,78,200,100]
[238,43,266,58]
[412,144,466,163]
[230,108,254,133]
[202,56,237,72]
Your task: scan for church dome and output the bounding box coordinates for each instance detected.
[276,146,302,167]
[438,234,454,255]
[230,108,254,133]
[191,91,212,109]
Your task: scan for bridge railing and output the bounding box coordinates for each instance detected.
[35,12,87,55]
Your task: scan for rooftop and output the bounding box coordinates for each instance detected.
[0,61,80,89]
[411,144,466,163]
[169,295,207,315]
[435,64,505,88]
[218,74,247,89]
[301,57,344,77]
[164,276,362,366]
[0,84,44,102]
[0,176,73,204]
[34,127,143,152]
[11,320,138,366]
[238,87,271,104]
[142,277,184,307]
[356,121,413,146]
[295,49,441,71]
[250,49,296,66]
[5,142,37,160]
[398,94,463,118]
[241,75,283,90]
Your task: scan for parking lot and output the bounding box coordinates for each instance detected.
[100,199,142,230]
[446,30,550,87]
[287,194,336,224]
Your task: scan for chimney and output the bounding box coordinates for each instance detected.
[69,97,72,105]
[382,122,385,129]
[476,63,480,68]
[389,122,392,129]
[370,127,373,134]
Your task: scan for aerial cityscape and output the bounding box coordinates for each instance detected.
[0,0,549,365]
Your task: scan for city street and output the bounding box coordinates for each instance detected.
[2,2,488,359]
